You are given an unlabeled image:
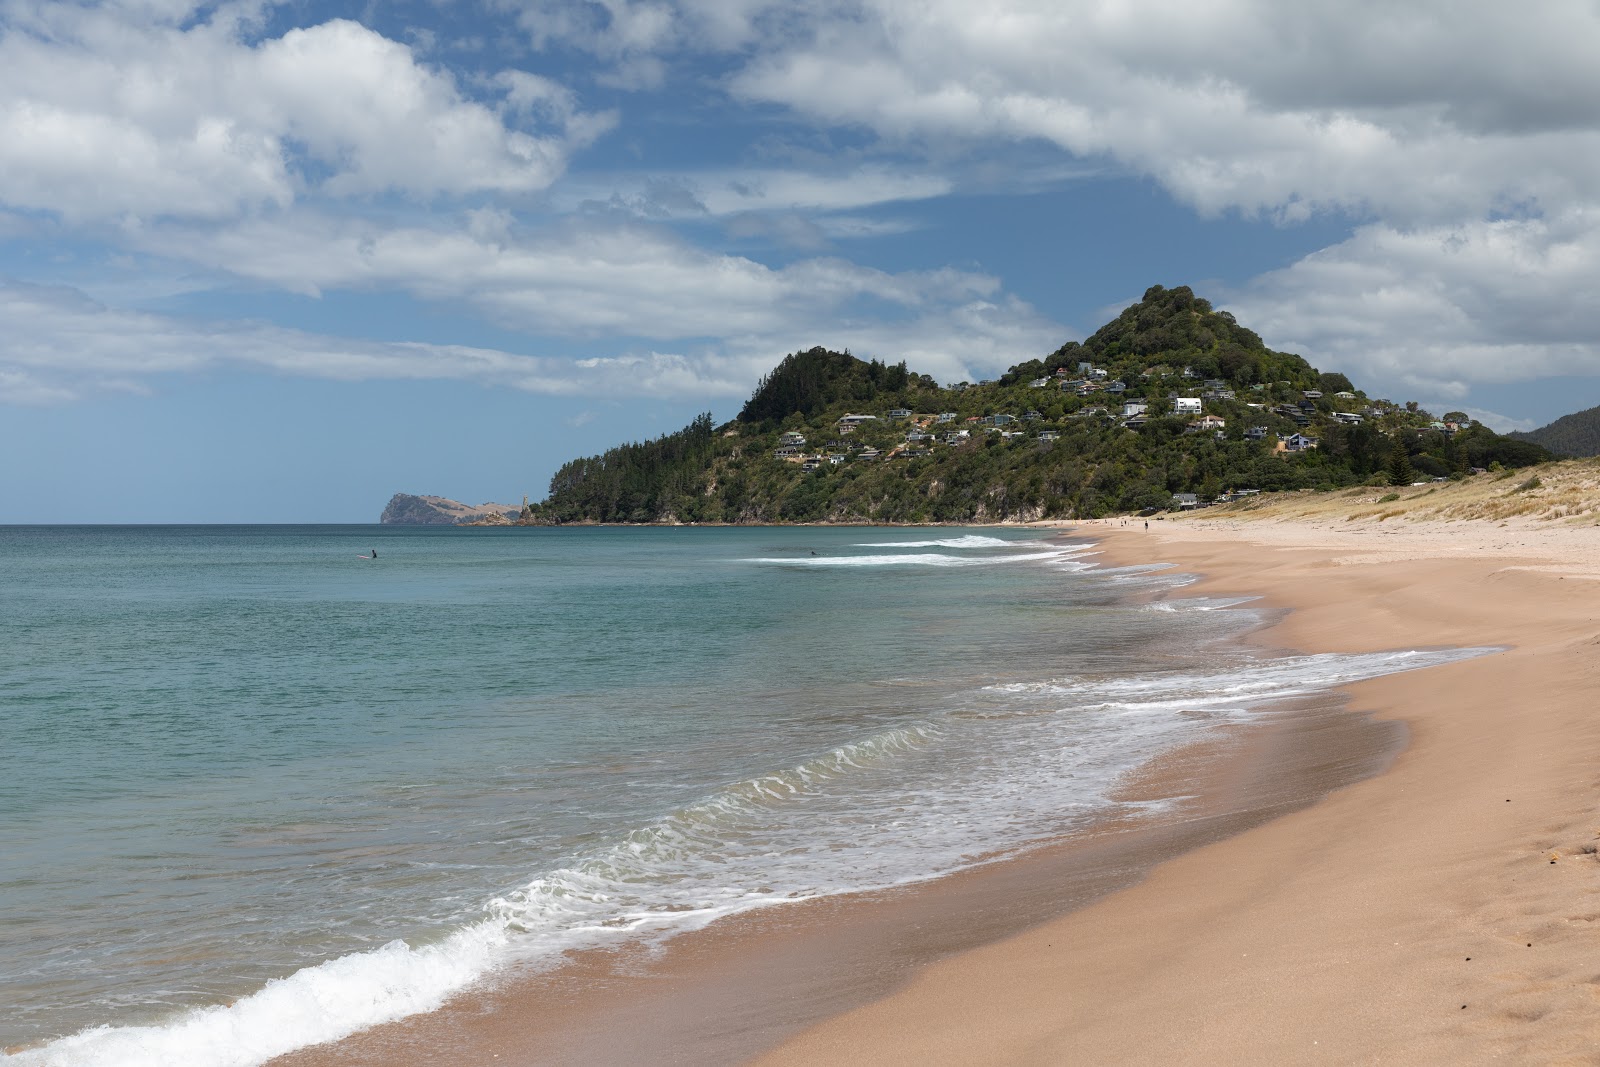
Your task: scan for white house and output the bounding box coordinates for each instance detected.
[1122,401,1149,417]
[1173,397,1203,416]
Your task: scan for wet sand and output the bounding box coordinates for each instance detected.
[757,517,1600,1064]
[272,515,1570,1066]
[275,691,1400,1067]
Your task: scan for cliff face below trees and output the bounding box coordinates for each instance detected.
[379,494,521,525]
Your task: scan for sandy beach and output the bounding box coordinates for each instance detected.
[272,495,1600,1066]
[758,511,1600,1064]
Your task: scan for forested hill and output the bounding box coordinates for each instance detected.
[1510,403,1600,457]
[529,285,1549,524]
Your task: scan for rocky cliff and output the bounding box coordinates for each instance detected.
[379,494,521,525]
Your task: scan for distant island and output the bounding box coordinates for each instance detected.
[380,494,530,526]
[383,285,1551,525]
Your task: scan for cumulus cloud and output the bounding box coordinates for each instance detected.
[0,1,613,221]
[716,1,1600,224]
[1225,210,1600,399]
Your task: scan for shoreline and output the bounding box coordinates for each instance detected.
[275,693,1399,1067]
[756,517,1600,1064]
[273,522,1442,1067]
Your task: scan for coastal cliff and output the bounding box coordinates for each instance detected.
[379,494,521,525]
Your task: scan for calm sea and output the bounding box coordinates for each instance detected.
[0,525,1481,1065]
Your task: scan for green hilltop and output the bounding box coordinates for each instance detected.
[530,285,1549,524]
[1509,403,1600,458]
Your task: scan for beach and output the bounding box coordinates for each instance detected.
[18,515,1598,1065]
[259,507,1600,1066]
[758,513,1600,1064]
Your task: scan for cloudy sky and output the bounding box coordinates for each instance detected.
[5,0,1599,521]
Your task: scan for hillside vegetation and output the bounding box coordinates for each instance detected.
[529,285,1549,525]
[1511,404,1600,458]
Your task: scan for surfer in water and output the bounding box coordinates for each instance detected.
[371,549,378,559]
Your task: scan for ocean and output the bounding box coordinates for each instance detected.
[0,525,1485,1065]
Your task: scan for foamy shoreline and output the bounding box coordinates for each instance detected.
[758,515,1600,1064]
[259,521,1503,1066]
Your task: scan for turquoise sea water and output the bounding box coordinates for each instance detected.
[0,525,1484,1065]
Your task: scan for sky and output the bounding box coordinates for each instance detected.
[5,0,1600,522]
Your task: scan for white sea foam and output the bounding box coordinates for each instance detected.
[854,535,1023,549]
[10,638,1498,1067]
[741,549,1076,568]
[1144,596,1262,613]
[5,924,508,1067]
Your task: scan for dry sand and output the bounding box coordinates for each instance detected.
[757,512,1600,1065]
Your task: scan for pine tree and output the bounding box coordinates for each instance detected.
[1388,441,1416,487]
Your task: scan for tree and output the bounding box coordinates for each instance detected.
[1388,441,1416,486]
[1317,371,1354,394]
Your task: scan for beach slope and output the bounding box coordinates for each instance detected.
[759,514,1600,1064]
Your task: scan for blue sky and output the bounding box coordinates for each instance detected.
[5,0,1600,521]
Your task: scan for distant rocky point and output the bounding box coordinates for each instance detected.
[380,493,523,525]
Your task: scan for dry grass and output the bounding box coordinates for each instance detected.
[1200,458,1600,526]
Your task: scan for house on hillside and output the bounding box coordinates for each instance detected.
[1245,426,1269,441]
[1172,493,1200,509]
[1123,400,1149,418]
[1029,378,1052,388]
[1279,433,1317,452]
[778,431,806,447]
[936,412,957,423]
[1173,397,1202,416]
[888,408,912,419]
[1187,414,1226,433]
[1038,430,1060,441]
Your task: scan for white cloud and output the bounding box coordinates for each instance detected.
[0,272,1064,404]
[0,2,612,221]
[125,211,1006,339]
[562,164,951,220]
[1225,211,1600,399]
[714,1,1600,224]
[0,278,753,402]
